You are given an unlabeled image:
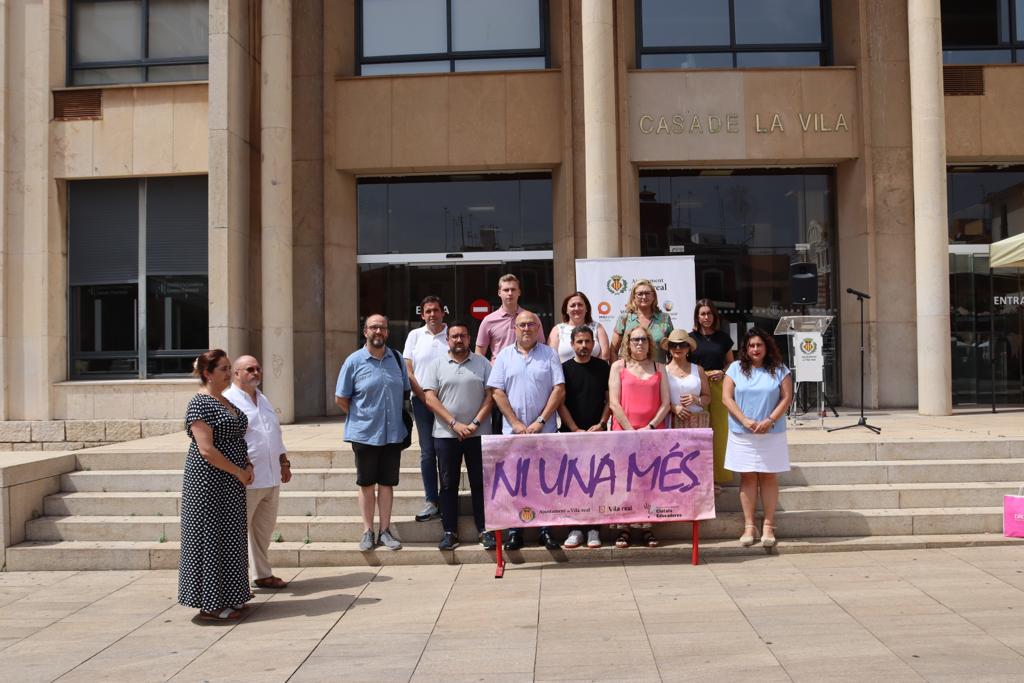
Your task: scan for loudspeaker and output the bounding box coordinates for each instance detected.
[790,262,818,305]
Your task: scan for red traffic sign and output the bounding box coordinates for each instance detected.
[470,299,491,320]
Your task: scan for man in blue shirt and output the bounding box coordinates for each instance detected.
[487,311,565,550]
[335,314,411,552]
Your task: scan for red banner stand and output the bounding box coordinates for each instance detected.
[492,522,700,577]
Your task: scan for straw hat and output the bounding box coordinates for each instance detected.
[660,329,697,352]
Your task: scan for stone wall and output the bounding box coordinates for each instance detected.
[0,420,179,452]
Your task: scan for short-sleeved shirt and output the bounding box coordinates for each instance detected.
[614,310,674,363]
[690,329,734,371]
[725,361,791,434]
[335,347,411,446]
[486,342,565,434]
[476,307,546,360]
[223,385,287,489]
[419,352,492,439]
[560,357,610,431]
[402,324,448,379]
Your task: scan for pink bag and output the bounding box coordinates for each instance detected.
[1003,488,1024,538]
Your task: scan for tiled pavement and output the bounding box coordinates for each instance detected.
[3,546,1024,681]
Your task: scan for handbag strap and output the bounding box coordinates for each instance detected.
[390,347,409,385]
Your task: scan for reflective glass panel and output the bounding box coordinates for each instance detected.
[454,56,546,72]
[362,0,447,57]
[941,0,1010,46]
[147,64,209,82]
[451,0,541,51]
[640,53,733,68]
[72,66,145,86]
[358,175,553,254]
[640,0,730,47]
[71,283,139,377]
[73,0,143,63]
[733,0,822,44]
[947,167,1024,244]
[148,0,208,58]
[942,49,1014,63]
[735,51,823,67]
[360,61,450,75]
[146,276,208,375]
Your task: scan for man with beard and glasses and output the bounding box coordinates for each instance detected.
[487,311,565,551]
[420,322,494,550]
[335,314,410,552]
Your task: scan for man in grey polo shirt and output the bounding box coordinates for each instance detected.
[420,321,494,551]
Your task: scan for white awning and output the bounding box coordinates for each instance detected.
[990,233,1024,268]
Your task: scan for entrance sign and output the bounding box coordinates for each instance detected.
[575,256,697,332]
[482,428,714,530]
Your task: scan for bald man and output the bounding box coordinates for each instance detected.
[224,355,291,589]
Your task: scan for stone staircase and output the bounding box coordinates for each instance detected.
[6,437,1024,570]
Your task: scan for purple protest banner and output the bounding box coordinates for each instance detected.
[482,428,715,530]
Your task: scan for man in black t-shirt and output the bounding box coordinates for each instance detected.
[557,325,610,549]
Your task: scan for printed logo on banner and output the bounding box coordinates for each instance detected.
[606,275,628,295]
[800,337,817,354]
[518,507,536,523]
[598,301,612,315]
[662,300,674,312]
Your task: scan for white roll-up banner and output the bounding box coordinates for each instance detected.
[575,256,697,332]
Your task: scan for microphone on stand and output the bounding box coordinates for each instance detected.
[846,287,871,299]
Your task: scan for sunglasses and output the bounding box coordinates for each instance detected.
[629,337,649,344]
[668,342,689,350]
[244,366,262,373]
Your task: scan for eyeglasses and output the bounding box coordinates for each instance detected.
[668,342,689,350]
[634,291,654,298]
[244,366,262,373]
[629,337,649,345]
[366,324,388,331]
[516,322,538,329]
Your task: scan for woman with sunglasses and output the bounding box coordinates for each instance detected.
[690,299,735,492]
[722,328,793,549]
[608,325,671,548]
[610,279,674,363]
[661,329,711,430]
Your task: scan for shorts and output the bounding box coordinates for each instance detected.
[352,442,402,486]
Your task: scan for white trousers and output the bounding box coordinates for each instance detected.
[246,485,280,580]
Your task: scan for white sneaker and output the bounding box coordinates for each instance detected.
[587,529,602,548]
[563,529,584,549]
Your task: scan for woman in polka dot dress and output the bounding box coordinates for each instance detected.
[179,349,255,621]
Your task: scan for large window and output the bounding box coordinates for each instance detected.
[941,0,1024,63]
[637,0,831,69]
[69,176,208,378]
[68,0,209,86]
[358,174,553,254]
[948,166,1024,244]
[639,169,839,401]
[358,0,548,75]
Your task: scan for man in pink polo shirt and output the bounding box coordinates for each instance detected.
[475,273,546,433]
[475,274,546,361]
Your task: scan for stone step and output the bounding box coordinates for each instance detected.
[7,533,1024,571]
[780,459,1024,485]
[75,449,423,471]
[24,507,1008,544]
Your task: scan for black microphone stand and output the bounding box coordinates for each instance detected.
[828,289,881,434]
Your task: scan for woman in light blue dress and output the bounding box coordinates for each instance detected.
[721,328,793,549]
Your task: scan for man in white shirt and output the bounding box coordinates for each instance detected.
[225,355,291,589]
[402,295,449,522]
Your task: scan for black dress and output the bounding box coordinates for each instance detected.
[178,393,253,612]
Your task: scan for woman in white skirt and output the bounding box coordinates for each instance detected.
[722,327,793,548]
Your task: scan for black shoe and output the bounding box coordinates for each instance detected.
[538,529,559,550]
[480,531,496,550]
[503,530,523,551]
[438,531,459,551]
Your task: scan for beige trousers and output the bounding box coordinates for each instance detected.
[246,485,280,580]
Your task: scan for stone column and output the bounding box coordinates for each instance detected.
[907,0,952,415]
[261,0,295,423]
[581,0,619,258]
[0,0,8,419]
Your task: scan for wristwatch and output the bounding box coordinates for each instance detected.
[471,418,481,427]
[448,417,457,428]
[535,416,545,425]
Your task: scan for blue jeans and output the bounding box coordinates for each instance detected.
[412,395,439,504]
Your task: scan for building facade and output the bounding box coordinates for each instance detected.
[2,0,1023,432]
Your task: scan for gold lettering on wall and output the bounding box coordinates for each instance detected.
[639,111,850,135]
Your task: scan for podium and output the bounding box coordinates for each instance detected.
[774,315,833,429]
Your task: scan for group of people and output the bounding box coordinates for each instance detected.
[177,273,794,621]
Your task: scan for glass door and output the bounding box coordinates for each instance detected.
[950,247,1024,405]
[357,254,555,353]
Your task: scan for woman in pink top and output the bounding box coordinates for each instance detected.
[608,325,671,548]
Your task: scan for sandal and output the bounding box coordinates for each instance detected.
[614,529,631,549]
[198,608,242,621]
[253,576,288,589]
[739,524,758,547]
[762,523,777,548]
[642,530,658,547]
